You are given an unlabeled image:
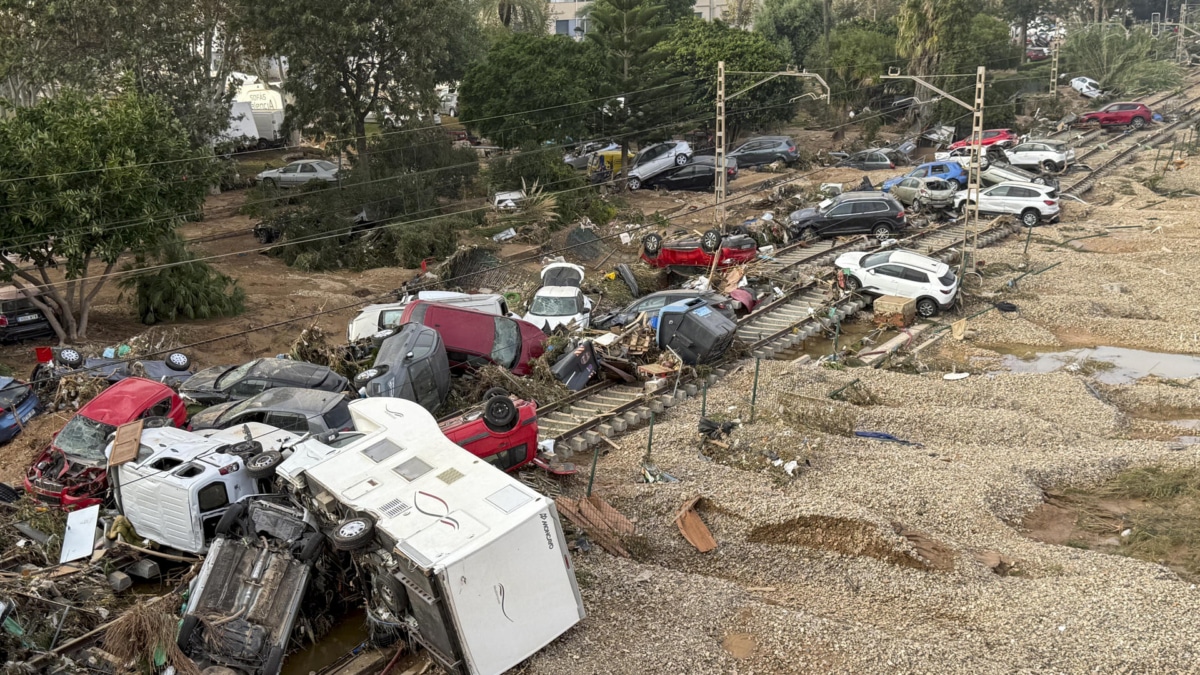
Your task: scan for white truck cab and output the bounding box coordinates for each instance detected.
[110,423,318,554]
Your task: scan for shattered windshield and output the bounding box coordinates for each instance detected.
[0,383,30,409]
[55,414,117,462]
[530,294,583,317]
[215,360,257,389]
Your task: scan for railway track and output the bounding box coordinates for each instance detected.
[542,215,1021,455]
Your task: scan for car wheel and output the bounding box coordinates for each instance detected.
[675,153,690,166]
[483,395,519,433]
[57,348,83,369]
[177,615,200,651]
[0,483,19,504]
[916,298,939,318]
[245,450,283,479]
[263,645,285,675]
[262,178,277,189]
[164,352,190,371]
[700,229,722,253]
[333,516,375,551]
[798,226,817,242]
[1021,209,1041,228]
[641,233,662,257]
[909,200,922,215]
[483,387,509,401]
[215,502,247,537]
[297,533,324,562]
[946,178,962,191]
[371,328,396,347]
[254,227,276,244]
[628,177,642,191]
[872,224,894,239]
[1042,159,1058,173]
[1130,116,1147,130]
[844,275,862,291]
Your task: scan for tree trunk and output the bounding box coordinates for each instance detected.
[77,261,115,340]
[355,116,371,182]
[1019,22,1028,64]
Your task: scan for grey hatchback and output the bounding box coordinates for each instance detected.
[728,136,799,167]
[354,323,451,413]
[188,387,353,436]
[593,290,741,329]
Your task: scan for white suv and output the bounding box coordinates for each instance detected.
[1004,140,1075,173]
[954,181,1060,227]
[627,140,692,190]
[834,249,959,318]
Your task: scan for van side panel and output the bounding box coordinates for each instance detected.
[119,467,201,552]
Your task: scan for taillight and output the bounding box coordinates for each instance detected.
[889,162,895,169]
[219,462,240,475]
[896,211,906,219]
[0,316,7,328]
[788,146,796,153]
[1044,200,1056,206]
[940,289,952,294]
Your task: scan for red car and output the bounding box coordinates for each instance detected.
[947,129,1019,151]
[1078,102,1155,130]
[399,301,547,376]
[439,389,537,472]
[641,230,758,269]
[24,377,186,509]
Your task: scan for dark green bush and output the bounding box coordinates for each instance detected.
[119,236,245,324]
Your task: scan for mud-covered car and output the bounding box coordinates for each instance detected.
[181,357,349,406]
[189,387,354,436]
[177,496,324,675]
[353,323,451,412]
[30,346,193,389]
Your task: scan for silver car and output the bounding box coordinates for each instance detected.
[890,177,955,211]
[256,159,340,189]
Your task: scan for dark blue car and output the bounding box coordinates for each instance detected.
[0,376,39,443]
[882,161,968,193]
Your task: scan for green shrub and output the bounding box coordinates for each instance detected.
[119,236,245,324]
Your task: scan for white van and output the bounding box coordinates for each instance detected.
[347,291,512,343]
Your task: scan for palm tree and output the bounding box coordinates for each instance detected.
[475,0,550,33]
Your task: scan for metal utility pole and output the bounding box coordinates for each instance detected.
[1050,22,1061,98]
[1178,4,1191,64]
[883,66,986,274]
[1153,12,1163,36]
[713,63,831,228]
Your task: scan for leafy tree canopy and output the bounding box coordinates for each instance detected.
[0,90,216,341]
[1064,24,1183,95]
[754,0,824,69]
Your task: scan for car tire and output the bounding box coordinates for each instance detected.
[332,516,375,551]
[483,387,509,401]
[263,645,285,675]
[628,177,642,191]
[215,502,247,537]
[57,348,83,369]
[946,178,962,191]
[177,615,200,651]
[700,229,722,254]
[1020,209,1041,228]
[246,450,283,479]
[1042,160,1058,173]
[297,533,324,562]
[674,153,690,166]
[371,328,396,347]
[0,483,19,504]
[845,275,862,291]
[798,226,817,242]
[1130,116,1147,130]
[262,178,277,189]
[165,352,190,371]
[872,224,894,239]
[642,233,662,257]
[483,395,519,433]
[916,298,939,318]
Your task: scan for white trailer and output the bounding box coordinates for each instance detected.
[302,398,584,675]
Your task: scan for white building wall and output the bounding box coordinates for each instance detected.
[547,0,732,37]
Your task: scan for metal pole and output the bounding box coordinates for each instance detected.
[701,380,708,417]
[1050,26,1060,98]
[749,357,760,423]
[1179,4,1190,64]
[586,444,600,497]
[714,60,726,230]
[646,412,655,459]
[1024,225,1035,256]
[964,66,986,275]
[1153,143,1163,173]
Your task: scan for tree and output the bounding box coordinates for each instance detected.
[0,91,216,342]
[0,0,243,145]
[1064,24,1183,94]
[1003,0,1046,63]
[119,236,246,325]
[659,0,699,24]
[474,0,551,33]
[244,0,480,181]
[586,0,695,159]
[722,0,758,27]
[896,0,976,77]
[811,24,898,107]
[754,0,824,68]
[655,19,798,141]
[460,34,607,148]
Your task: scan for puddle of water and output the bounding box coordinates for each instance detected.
[994,345,1200,385]
[772,320,880,360]
[282,608,368,675]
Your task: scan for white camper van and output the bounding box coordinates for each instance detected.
[300,398,584,675]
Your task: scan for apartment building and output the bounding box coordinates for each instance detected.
[547,0,733,37]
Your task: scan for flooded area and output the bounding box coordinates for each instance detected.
[282,609,369,675]
[771,319,880,360]
[986,344,1200,384]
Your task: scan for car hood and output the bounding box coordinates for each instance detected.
[834,252,864,270]
[881,176,904,191]
[789,207,819,222]
[522,312,586,332]
[179,365,234,398]
[257,168,280,179]
[188,400,238,429]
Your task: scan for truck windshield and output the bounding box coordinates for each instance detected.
[529,295,582,317]
[54,414,116,462]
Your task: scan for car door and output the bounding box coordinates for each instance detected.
[981,185,1013,214]
[278,164,301,186]
[929,164,950,180]
[864,264,907,295]
[893,178,917,205]
[739,141,770,165]
[671,165,701,189]
[820,202,857,234]
[898,266,932,298]
[297,163,318,185]
[1007,186,1039,213]
[869,152,891,170]
[230,378,269,399]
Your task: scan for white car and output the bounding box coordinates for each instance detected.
[627,140,692,190]
[523,262,592,332]
[256,160,340,188]
[953,181,1060,227]
[493,190,525,210]
[834,249,959,318]
[1005,140,1075,172]
[1070,76,1104,99]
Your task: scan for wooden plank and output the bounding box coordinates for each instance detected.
[582,495,636,536]
[107,419,144,467]
[555,497,631,558]
[674,496,718,553]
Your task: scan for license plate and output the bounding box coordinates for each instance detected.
[15,313,39,323]
[19,409,33,424]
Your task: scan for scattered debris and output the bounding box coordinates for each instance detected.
[556,495,636,558]
[675,496,717,553]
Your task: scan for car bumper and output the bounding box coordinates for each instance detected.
[0,320,55,343]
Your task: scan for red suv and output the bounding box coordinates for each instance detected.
[25,377,187,509]
[1078,102,1154,130]
[439,389,537,472]
[399,301,547,376]
[948,129,1019,151]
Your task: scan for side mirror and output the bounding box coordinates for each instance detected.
[581,307,591,314]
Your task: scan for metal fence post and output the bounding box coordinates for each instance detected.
[586,445,600,497]
[701,380,708,418]
[750,357,761,423]
[645,412,656,459]
[1023,225,1035,256]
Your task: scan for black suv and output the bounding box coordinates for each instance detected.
[787,192,908,241]
[0,289,54,343]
